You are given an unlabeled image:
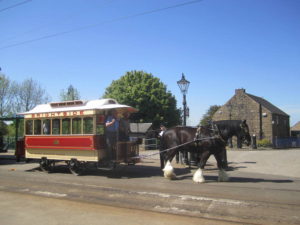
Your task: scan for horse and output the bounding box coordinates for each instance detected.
[212,120,251,147]
[159,126,197,169]
[211,120,251,167]
[160,126,229,183]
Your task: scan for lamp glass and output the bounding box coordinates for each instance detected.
[177,74,190,95]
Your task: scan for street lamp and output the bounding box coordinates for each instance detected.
[177,73,193,165]
[177,73,190,126]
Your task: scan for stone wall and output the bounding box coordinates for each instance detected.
[213,89,290,143]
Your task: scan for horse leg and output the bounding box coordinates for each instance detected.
[176,152,179,164]
[163,160,177,180]
[237,137,242,148]
[179,151,184,164]
[193,151,210,183]
[159,151,165,169]
[221,148,228,169]
[228,137,233,148]
[214,151,229,182]
[162,148,179,180]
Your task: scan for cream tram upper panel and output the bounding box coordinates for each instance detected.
[19,99,137,119]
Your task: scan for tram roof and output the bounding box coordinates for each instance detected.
[19,99,137,115]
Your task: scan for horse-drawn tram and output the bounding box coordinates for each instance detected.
[19,99,140,175]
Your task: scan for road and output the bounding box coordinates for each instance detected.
[1,191,238,225]
[1,149,300,224]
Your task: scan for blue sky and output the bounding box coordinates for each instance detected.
[1,0,299,126]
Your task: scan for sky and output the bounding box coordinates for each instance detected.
[0,0,299,126]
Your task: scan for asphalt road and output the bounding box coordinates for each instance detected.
[1,149,300,224]
[0,191,242,225]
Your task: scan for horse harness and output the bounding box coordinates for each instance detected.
[194,124,226,145]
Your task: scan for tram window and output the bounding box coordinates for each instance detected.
[25,120,33,135]
[83,117,93,134]
[52,119,61,135]
[72,118,82,134]
[43,119,50,135]
[34,120,42,135]
[62,118,71,134]
[96,125,104,135]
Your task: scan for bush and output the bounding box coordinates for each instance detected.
[257,139,272,148]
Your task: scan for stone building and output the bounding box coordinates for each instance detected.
[291,122,300,137]
[212,89,290,143]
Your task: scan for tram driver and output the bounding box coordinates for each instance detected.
[105,109,119,160]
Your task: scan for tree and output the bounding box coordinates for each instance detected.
[103,70,181,128]
[0,74,14,116]
[199,105,221,126]
[14,78,50,112]
[60,85,80,101]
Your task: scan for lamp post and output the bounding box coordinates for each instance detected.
[177,73,193,165]
[177,73,190,126]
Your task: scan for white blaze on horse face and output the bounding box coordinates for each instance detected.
[193,168,205,183]
[163,161,176,180]
[218,169,229,182]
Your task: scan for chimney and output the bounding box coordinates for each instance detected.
[235,88,246,95]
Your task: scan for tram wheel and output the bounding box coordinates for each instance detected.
[68,159,85,176]
[40,158,55,172]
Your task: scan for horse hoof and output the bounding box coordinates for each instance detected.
[218,170,229,182]
[193,168,205,183]
[193,177,205,183]
[163,161,177,180]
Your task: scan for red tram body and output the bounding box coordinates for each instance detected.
[19,99,140,174]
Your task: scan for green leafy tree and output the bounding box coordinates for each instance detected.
[103,70,181,128]
[60,85,80,101]
[199,105,221,126]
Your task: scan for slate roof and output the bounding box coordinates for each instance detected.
[130,123,152,133]
[246,93,289,116]
[291,121,300,131]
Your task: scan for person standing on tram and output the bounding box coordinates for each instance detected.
[105,109,119,160]
[119,112,131,142]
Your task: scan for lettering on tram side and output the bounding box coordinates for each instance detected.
[29,110,85,118]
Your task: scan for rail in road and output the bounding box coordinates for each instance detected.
[2,180,299,225]
[1,158,300,225]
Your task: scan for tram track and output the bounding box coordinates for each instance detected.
[0,164,300,225]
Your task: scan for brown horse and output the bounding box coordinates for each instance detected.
[160,126,229,183]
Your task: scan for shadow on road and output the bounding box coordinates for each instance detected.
[2,156,292,184]
[228,176,293,183]
[25,163,167,179]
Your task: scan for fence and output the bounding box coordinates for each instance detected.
[144,138,159,150]
[273,137,300,149]
[2,137,24,150]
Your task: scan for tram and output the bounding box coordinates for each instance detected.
[19,99,140,175]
